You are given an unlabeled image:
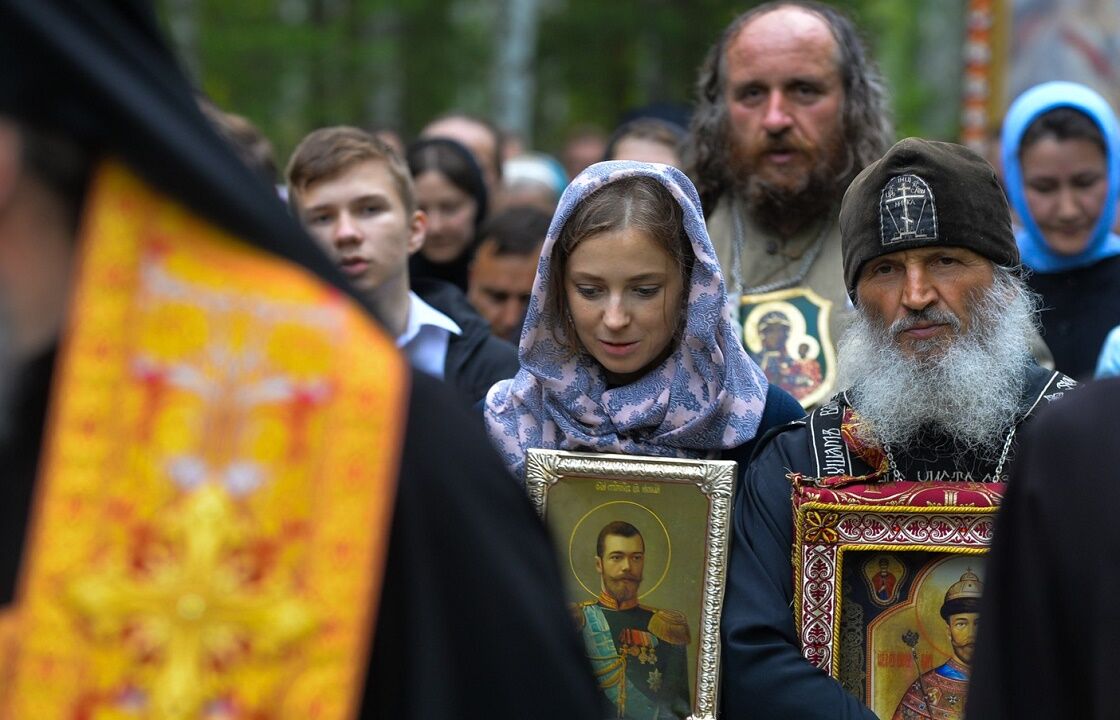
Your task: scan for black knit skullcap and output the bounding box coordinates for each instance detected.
[840,138,1019,300]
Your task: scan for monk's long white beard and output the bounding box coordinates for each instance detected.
[837,270,1038,458]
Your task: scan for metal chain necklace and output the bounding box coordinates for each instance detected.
[882,425,1018,483]
[729,195,833,299]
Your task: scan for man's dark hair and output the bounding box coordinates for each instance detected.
[683,0,893,213]
[20,123,95,236]
[1019,106,1106,157]
[596,521,643,559]
[478,206,550,257]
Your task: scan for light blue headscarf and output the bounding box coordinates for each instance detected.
[1001,81,1120,273]
[484,161,768,480]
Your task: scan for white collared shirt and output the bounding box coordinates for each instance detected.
[397,291,462,380]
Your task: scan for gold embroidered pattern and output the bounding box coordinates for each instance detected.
[2,162,406,719]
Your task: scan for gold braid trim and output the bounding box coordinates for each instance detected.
[647,608,690,646]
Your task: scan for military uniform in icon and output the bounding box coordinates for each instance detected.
[575,592,691,719]
[891,570,984,720]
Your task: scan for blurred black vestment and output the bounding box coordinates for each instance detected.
[0,1,600,716]
[967,379,1120,719]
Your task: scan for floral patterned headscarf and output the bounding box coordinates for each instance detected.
[484,161,768,479]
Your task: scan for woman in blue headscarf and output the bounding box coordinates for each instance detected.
[1001,81,1120,378]
[484,161,801,481]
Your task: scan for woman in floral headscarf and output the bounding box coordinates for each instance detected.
[484,161,801,480]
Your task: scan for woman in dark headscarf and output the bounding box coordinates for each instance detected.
[406,137,488,292]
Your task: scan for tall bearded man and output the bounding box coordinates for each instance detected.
[719,138,1075,719]
[684,0,893,407]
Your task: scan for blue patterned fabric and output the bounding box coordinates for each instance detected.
[483,161,768,479]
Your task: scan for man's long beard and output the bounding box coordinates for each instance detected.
[837,272,1037,459]
[730,131,848,236]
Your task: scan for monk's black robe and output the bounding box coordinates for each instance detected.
[0,2,601,715]
[1,356,602,719]
[967,378,1120,720]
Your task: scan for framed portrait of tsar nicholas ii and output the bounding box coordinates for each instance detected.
[792,477,1004,720]
[525,449,736,720]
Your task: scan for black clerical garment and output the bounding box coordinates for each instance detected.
[0,350,53,609]
[720,363,1073,720]
[0,2,598,715]
[967,378,1120,720]
[1,358,601,718]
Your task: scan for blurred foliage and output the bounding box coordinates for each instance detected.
[157,0,966,165]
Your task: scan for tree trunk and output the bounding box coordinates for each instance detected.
[493,0,542,142]
[364,5,404,132]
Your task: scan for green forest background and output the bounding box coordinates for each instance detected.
[155,0,970,163]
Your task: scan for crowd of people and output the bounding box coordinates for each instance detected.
[2,0,1118,718]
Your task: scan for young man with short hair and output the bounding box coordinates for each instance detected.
[287,127,517,403]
